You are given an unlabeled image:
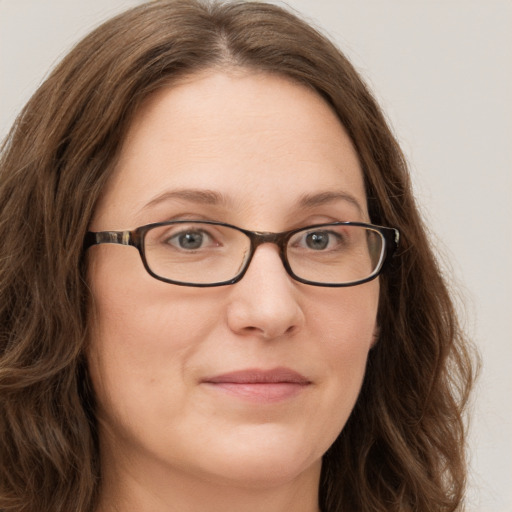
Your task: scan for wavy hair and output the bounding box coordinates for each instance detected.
[0,1,477,511]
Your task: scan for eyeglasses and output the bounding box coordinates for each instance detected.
[84,220,399,287]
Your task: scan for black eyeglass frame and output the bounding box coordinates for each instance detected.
[84,220,399,288]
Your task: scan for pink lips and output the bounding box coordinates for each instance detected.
[202,367,311,403]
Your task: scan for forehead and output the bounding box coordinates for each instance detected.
[92,69,367,229]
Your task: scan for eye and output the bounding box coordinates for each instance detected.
[293,229,344,251]
[166,229,216,250]
[305,231,330,250]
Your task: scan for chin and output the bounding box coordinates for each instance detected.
[181,425,327,489]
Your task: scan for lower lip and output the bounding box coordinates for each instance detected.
[203,382,309,403]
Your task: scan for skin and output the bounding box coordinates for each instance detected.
[87,69,380,512]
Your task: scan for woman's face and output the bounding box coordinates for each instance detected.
[87,70,379,493]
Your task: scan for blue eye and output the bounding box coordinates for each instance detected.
[167,230,214,250]
[304,231,330,250]
[296,230,343,251]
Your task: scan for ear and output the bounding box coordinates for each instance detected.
[370,325,380,348]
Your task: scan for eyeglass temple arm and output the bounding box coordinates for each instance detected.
[385,228,400,258]
[83,230,133,249]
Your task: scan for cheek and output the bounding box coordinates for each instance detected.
[305,284,379,433]
[85,246,221,422]
[87,244,221,346]
[310,282,379,357]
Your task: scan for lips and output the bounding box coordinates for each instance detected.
[202,367,311,402]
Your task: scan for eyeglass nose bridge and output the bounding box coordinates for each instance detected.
[247,230,290,249]
[238,230,294,281]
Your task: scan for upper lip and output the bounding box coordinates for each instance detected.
[203,367,311,384]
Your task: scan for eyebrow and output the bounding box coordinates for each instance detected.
[297,191,366,218]
[142,189,233,211]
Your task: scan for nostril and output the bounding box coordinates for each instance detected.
[285,325,297,335]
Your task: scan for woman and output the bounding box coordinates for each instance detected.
[0,1,477,511]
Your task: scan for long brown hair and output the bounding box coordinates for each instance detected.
[0,1,477,511]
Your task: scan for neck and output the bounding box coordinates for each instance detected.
[96,449,322,512]
[97,464,321,512]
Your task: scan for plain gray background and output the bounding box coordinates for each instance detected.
[1,1,511,510]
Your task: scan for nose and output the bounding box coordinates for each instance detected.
[226,244,305,339]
